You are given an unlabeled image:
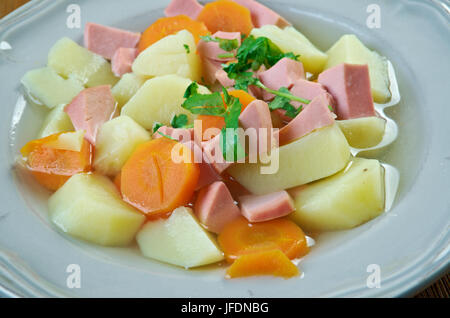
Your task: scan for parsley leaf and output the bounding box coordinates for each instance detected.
[200,35,239,52]
[182,82,226,116]
[268,87,303,118]
[152,122,164,133]
[171,114,189,128]
[183,44,190,54]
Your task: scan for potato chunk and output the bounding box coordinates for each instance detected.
[38,104,74,138]
[136,206,224,268]
[93,116,150,176]
[337,116,386,148]
[290,158,385,232]
[132,30,202,81]
[21,67,84,108]
[251,25,328,74]
[227,124,350,195]
[48,37,118,87]
[48,173,145,246]
[111,73,146,108]
[325,34,391,103]
[121,74,210,130]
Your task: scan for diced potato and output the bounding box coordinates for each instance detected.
[227,124,350,195]
[45,130,85,152]
[325,34,391,103]
[94,116,150,176]
[121,74,210,130]
[337,116,386,148]
[289,158,385,232]
[251,25,328,74]
[132,30,202,81]
[136,206,224,268]
[21,67,84,109]
[38,104,74,138]
[111,73,146,108]
[48,37,118,87]
[48,173,145,246]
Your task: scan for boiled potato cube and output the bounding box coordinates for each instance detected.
[227,124,350,195]
[111,73,146,108]
[48,173,145,246]
[337,116,386,148]
[45,130,85,152]
[21,67,84,108]
[94,116,150,176]
[38,104,74,138]
[251,25,328,74]
[290,158,385,232]
[132,30,202,81]
[325,34,391,103]
[48,37,118,87]
[121,74,210,130]
[136,206,224,268]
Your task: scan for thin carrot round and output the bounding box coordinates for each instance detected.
[138,15,209,52]
[197,0,254,35]
[120,138,200,217]
[218,216,309,263]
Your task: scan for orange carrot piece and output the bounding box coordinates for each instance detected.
[218,216,309,263]
[197,90,256,141]
[138,15,209,52]
[21,133,92,191]
[120,138,200,217]
[113,172,122,192]
[197,0,254,34]
[226,249,300,279]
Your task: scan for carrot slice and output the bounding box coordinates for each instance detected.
[218,216,309,263]
[21,133,92,191]
[226,249,300,279]
[138,15,209,52]
[197,90,256,141]
[197,0,254,35]
[120,138,200,217]
[113,172,122,192]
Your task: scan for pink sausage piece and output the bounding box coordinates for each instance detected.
[239,99,276,155]
[201,59,223,85]
[84,23,140,60]
[233,0,291,28]
[215,69,235,88]
[318,63,375,120]
[277,93,335,146]
[64,86,116,145]
[197,31,241,62]
[111,48,138,77]
[183,141,222,191]
[276,79,335,122]
[258,57,305,101]
[153,126,194,143]
[194,181,241,233]
[164,0,203,20]
[239,190,294,222]
[201,134,234,174]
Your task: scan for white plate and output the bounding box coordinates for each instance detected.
[0,0,449,297]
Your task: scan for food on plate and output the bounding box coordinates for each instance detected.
[289,158,385,231]
[121,74,210,130]
[337,117,386,148]
[325,34,391,103]
[136,206,224,268]
[17,0,397,280]
[49,173,145,246]
[133,30,202,81]
[48,37,118,87]
[38,104,75,138]
[21,67,84,109]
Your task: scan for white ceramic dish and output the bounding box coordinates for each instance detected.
[0,0,449,297]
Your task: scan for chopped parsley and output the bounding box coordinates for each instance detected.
[183,44,190,54]
[200,35,239,52]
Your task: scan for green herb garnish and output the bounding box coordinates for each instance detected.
[152,122,164,133]
[171,114,189,128]
[183,44,190,54]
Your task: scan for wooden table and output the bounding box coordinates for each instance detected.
[0,0,448,299]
